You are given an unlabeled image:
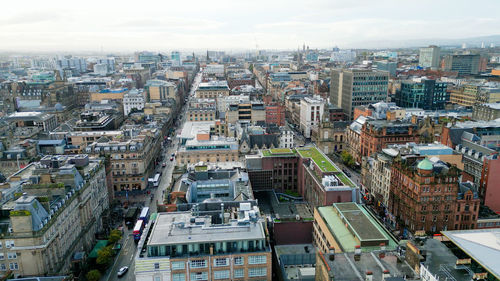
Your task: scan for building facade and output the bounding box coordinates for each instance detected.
[123,89,145,116]
[389,157,479,233]
[444,54,480,75]
[195,81,230,99]
[1,155,108,277]
[330,69,389,120]
[472,103,500,121]
[135,205,272,281]
[85,128,161,190]
[299,96,325,138]
[177,138,239,166]
[397,79,448,110]
[419,45,441,68]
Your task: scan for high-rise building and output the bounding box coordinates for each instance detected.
[374,60,397,76]
[444,54,480,75]
[397,79,448,110]
[330,69,389,120]
[171,51,181,66]
[418,45,440,68]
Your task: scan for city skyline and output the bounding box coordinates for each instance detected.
[1,0,499,52]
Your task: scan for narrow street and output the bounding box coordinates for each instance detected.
[104,71,201,281]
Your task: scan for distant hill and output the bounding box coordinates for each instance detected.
[348,34,500,49]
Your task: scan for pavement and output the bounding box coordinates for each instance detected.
[103,71,201,281]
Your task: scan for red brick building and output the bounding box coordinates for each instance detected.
[265,103,285,126]
[360,120,419,158]
[481,154,500,213]
[389,157,480,233]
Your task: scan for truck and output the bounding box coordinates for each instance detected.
[124,207,139,229]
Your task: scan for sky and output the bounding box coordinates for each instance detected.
[0,0,499,52]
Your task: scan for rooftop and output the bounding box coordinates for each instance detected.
[296,146,339,172]
[442,228,500,279]
[147,211,266,246]
[317,203,398,252]
[261,148,295,157]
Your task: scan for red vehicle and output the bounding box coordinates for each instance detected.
[170,157,174,161]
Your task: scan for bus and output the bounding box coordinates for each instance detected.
[139,207,150,224]
[151,173,161,188]
[133,220,145,243]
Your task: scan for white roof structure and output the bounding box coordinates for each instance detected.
[442,228,500,279]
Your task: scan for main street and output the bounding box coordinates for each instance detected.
[104,71,201,281]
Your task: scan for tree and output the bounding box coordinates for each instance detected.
[86,270,101,281]
[96,245,114,266]
[248,64,254,73]
[108,229,122,244]
[341,151,355,167]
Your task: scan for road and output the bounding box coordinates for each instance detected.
[104,71,201,281]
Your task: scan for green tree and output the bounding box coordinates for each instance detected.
[86,269,101,281]
[96,245,114,266]
[248,64,254,73]
[341,151,355,167]
[108,229,122,244]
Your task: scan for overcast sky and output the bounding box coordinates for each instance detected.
[0,0,499,52]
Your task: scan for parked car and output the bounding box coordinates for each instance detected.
[170,157,174,161]
[117,266,129,278]
[162,162,166,167]
[171,153,175,157]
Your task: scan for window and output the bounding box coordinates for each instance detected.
[234,268,244,278]
[214,258,229,267]
[0,264,5,271]
[7,253,16,259]
[421,216,426,222]
[248,267,267,277]
[190,272,208,281]
[234,256,244,265]
[0,242,2,249]
[154,277,161,281]
[0,254,3,260]
[154,263,160,269]
[172,261,185,270]
[214,270,230,279]
[190,260,207,268]
[9,263,18,270]
[248,255,266,265]
[172,273,185,281]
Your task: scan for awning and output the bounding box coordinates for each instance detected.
[88,240,109,259]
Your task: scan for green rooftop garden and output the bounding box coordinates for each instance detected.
[337,173,355,186]
[262,148,295,157]
[296,147,339,172]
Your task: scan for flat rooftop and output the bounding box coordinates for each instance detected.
[296,146,339,172]
[318,203,397,252]
[147,212,266,246]
[262,148,295,157]
[179,121,213,139]
[442,228,500,279]
[319,252,414,281]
